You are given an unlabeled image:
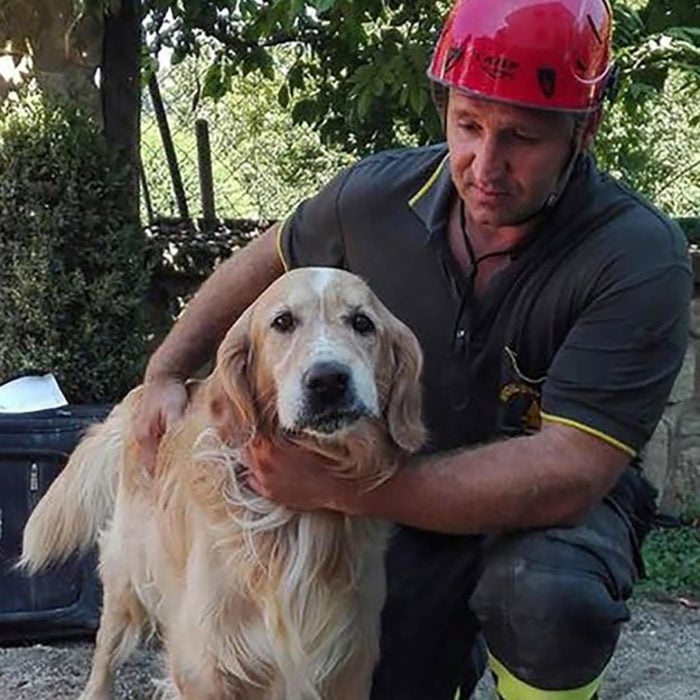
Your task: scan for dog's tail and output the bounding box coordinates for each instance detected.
[20,406,126,574]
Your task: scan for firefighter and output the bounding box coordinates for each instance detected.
[137,1,691,697]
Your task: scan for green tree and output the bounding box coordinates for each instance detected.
[0,90,150,402]
[142,0,700,157]
[0,0,113,116]
[143,0,449,154]
[594,1,700,213]
[142,51,353,219]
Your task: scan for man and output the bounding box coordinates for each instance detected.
[136,0,692,698]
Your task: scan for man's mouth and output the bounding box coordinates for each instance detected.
[472,183,508,198]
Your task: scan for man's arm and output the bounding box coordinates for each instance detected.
[246,422,630,533]
[349,422,628,532]
[136,224,285,467]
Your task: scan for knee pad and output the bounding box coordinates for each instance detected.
[470,551,629,692]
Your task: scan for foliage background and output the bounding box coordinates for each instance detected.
[141,0,700,222]
[0,91,150,402]
[141,54,354,221]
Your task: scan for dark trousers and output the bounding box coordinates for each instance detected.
[370,467,655,700]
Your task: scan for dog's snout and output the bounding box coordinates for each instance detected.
[293,359,369,434]
[304,361,351,406]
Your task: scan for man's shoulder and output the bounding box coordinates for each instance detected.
[604,181,687,261]
[567,157,688,263]
[343,143,448,196]
[353,142,447,169]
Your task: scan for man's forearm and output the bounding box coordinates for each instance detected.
[146,225,285,382]
[345,424,628,534]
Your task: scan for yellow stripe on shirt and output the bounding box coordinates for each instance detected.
[275,215,291,272]
[540,412,636,456]
[408,154,449,208]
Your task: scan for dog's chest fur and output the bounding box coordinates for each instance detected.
[124,427,390,697]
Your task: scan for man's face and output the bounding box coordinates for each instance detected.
[446,90,576,228]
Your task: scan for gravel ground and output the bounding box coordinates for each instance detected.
[0,600,697,699]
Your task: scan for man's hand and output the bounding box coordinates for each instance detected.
[243,437,359,513]
[134,376,188,473]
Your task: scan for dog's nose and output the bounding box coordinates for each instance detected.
[304,361,351,408]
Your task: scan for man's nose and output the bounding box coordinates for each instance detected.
[471,134,506,184]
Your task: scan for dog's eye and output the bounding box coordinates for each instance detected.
[271,311,296,333]
[350,312,375,335]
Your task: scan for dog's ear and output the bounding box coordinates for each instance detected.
[386,320,426,453]
[208,306,257,446]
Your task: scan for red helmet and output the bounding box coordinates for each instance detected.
[428,0,615,113]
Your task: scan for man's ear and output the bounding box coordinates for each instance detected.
[208,306,257,446]
[385,319,427,454]
[580,106,603,149]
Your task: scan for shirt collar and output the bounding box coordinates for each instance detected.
[407,148,595,243]
[408,147,453,239]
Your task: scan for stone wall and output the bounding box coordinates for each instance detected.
[642,297,700,513]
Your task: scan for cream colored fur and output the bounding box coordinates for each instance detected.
[21,267,425,700]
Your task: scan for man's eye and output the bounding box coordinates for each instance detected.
[350,312,375,335]
[458,121,478,132]
[514,131,539,142]
[271,311,296,332]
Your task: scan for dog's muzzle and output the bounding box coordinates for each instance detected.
[297,361,367,434]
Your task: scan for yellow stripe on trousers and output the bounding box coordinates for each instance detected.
[488,652,604,700]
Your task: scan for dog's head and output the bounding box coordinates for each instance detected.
[207,267,426,462]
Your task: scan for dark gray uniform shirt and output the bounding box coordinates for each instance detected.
[278,144,691,458]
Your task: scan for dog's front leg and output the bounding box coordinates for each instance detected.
[169,660,230,700]
[167,634,232,700]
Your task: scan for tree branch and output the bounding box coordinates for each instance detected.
[656,156,700,196]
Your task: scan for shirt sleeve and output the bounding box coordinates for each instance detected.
[541,257,692,455]
[276,168,353,271]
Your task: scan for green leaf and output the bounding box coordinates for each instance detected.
[260,54,276,81]
[278,82,290,108]
[644,0,700,35]
[314,0,336,14]
[288,64,305,91]
[356,87,372,120]
[407,80,427,116]
[671,26,700,42]
[291,97,320,124]
[201,62,227,100]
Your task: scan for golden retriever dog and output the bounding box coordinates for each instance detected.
[21,267,425,700]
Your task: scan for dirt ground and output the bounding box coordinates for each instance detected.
[0,600,697,699]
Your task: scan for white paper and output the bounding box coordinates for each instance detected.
[0,373,69,413]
